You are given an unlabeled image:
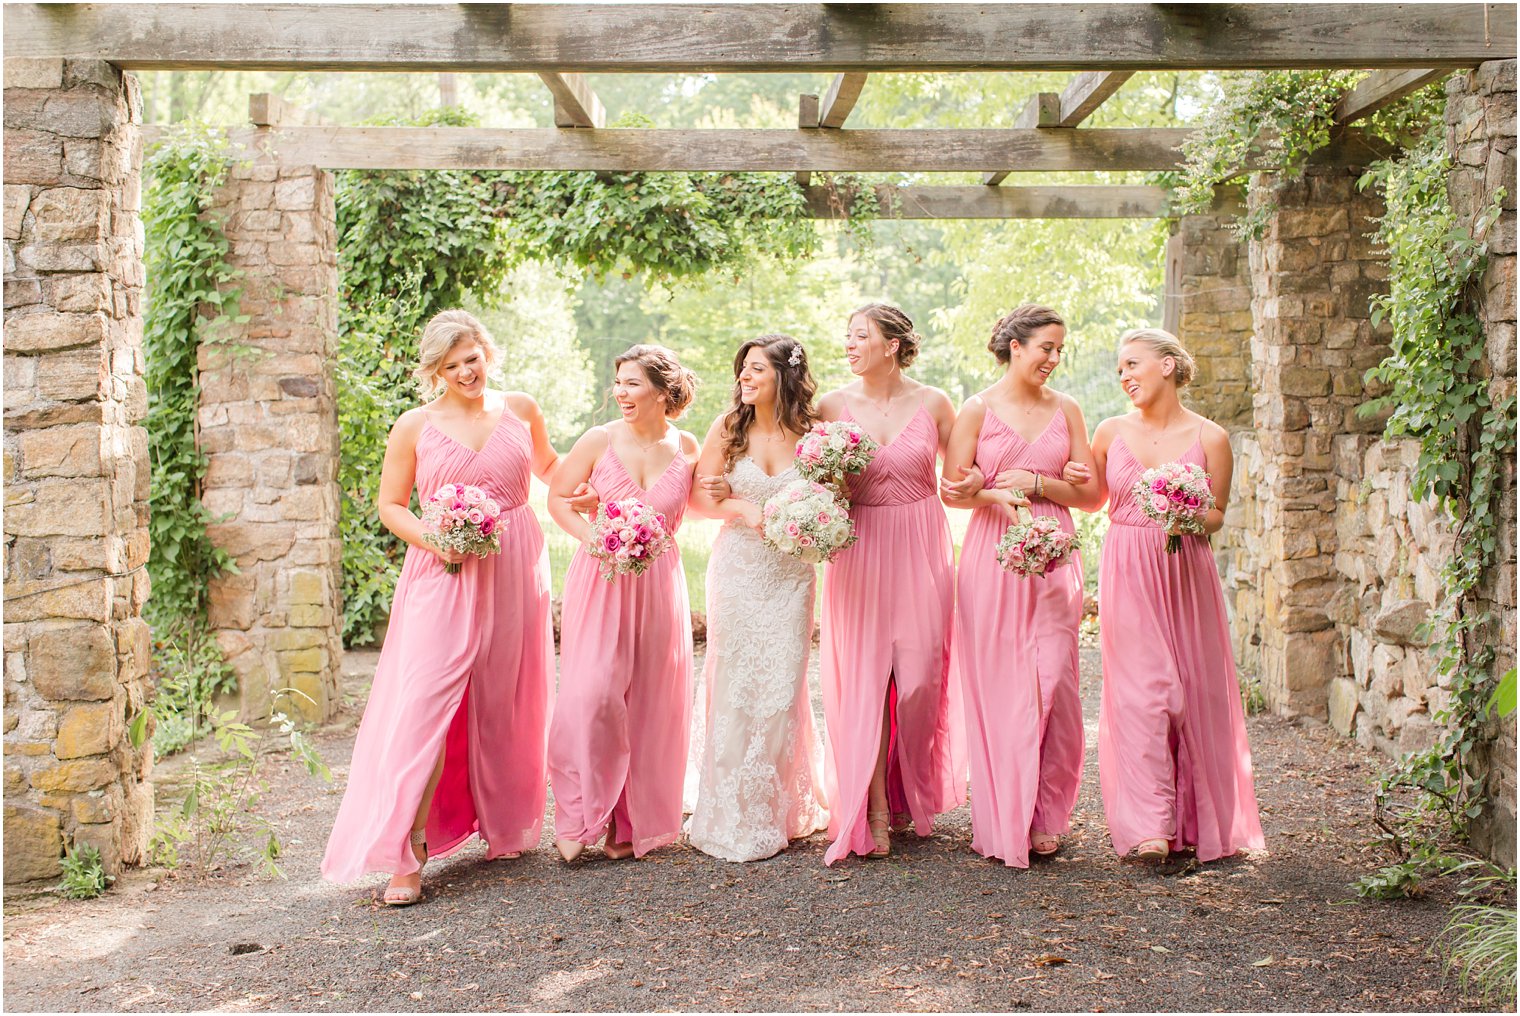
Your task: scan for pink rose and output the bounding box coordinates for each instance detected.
[1150,493,1170,513]
[605,501,622,520]
[467,508,485,525]
[635,525,652,543]
[1152,478,1169,493]
[817,513,831,524]
[603,532,622,553]
[435,484,457,500]
[799,535,814,547]
[480,517,496,536]
[786,522,801,537]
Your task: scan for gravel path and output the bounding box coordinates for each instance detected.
[2,646,1486,1012]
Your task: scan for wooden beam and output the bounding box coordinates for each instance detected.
[986,93,1060,185]
[247,91,332,128]
[796,93,820,186]
[538,72,606,128]
[141,125,1393,173]
[818,73,868,128]
[1334,68,1449,124]
[1057,71,1135,126]
[8,5,1512,71]
[807,185,1171,219]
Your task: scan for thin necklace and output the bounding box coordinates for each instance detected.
[628,422,668,451]
[862,378,906,416]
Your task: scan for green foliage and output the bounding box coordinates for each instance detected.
[1173,71,1360,238]
[1440,864,1518,1007]
[150,705,330,877]
[141,125,244,749]
[1487,667,1517,719]
[335,110,828,642]
[148,621,238,756]
[1356,130,1513,864]
[56,843,110,900]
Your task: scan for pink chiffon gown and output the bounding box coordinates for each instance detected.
[821,405,963,865]
[322,415,553,882]
[954,410,1085,867]
[1097,433,1264,861]
[547,445,694,857]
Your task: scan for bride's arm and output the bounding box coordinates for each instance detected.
[689,413,761,527]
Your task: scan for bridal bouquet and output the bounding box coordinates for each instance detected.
[995,505,1076,577]
[794,421,878,493]
[1131,461,1215,554]
[762,480,857,565]
[586,497,674,581]
[421,483,505,574]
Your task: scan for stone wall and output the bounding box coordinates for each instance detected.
[3,60,153,882]
[1446,59,1517,862]
[1241,167,1392,718]
[199,161,342,722]
[1165,211,1255,431]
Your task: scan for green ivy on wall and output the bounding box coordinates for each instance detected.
[1356,130,1513,882]
[141,125,245,752]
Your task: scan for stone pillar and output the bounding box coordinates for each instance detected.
[199,162,342,722]
[1447,59,1517,863]
[1246,167,1390,719]
[1165,212,1255,430]
[1165,213,1264,682]
[3,59,153,882]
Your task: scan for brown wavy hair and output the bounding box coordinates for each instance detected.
[851,302,922,369]
[720,334,818,472]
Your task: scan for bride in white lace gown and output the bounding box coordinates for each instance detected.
[686,334,829,861]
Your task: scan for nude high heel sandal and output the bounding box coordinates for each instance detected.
[866,811,891,858]
[383,828,428,906]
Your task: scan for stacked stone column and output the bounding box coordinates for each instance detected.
[199,161,343,722]
[1446,59,1517,862]
[3,60,153,882]
[1246,168,1391,718]
[1164,213,1264,682]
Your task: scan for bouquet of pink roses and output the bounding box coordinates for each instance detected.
[761,480,857,565]
[421,483,505,574]
[995,505,1076,577]
[586,497,674,581]
[794,421,878,496]
[1131,461,1216,554]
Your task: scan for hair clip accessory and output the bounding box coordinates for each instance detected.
[788,345,804,367]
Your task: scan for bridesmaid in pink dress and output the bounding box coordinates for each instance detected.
[547,345,699,862]
[942,305,1102,866]
[1085,327,1264,862]
[818,303,975,863]
[322,310,584,905]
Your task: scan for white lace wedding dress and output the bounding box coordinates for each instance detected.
[686,456,829,861]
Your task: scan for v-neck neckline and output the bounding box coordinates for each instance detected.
[843,403,926,449]
[425,410,512,456]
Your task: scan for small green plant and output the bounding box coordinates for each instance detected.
[56,843,111,900]
[150,701,330,877]
[1355,841,1466,899]
[1440,864,1517,1007]
[1238,674,1267,716]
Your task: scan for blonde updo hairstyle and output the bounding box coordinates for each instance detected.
[614,343,699,419]
[852,302,922,369]
[413,309,504,397]
[1118,327,1197,388]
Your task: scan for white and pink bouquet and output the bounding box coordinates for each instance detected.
[761,480,857,565]
[586,498,674,581]
[794,421,878,494]
[421,483,505,574]
[1131,462,1216,554]
[995,506,1076,577]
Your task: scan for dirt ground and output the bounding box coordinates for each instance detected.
[2,646,1490,1012]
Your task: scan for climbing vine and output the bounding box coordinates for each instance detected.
[1356,130,1512,887]
[141,125,244,752]
[336,108,826,643]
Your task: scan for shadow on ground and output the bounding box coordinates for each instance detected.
[2,646,1485,1012]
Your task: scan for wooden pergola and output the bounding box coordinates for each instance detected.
[10,3,1513,218]
[4,2,1516,883]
